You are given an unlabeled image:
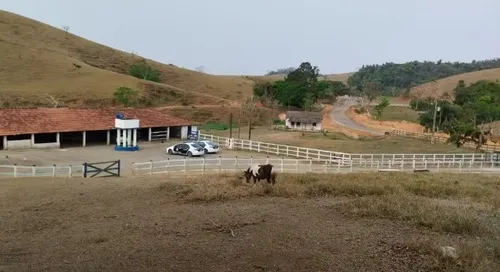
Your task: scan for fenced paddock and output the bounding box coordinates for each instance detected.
[131,156,500,176]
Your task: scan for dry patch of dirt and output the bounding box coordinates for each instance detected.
[1,173,499,272]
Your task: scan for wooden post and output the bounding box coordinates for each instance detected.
[229,113,233,139]
[52,164,56,177]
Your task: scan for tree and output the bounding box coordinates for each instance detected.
[346,58,500,97]
[374,97,390,119]
[265,67,295,76]
[129,60,161,82]
[62,26,69,34]
[114,87,140,107]
[195,66,205,73]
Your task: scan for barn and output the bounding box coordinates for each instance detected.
[0,108,199,150]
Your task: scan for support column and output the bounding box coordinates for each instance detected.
[106,130,110,145]
[31,134,35,147]
[56,132,60,144]
[2,136,7,150]
[127,129,132,147]
[82,131,86,147]
[148,127,152,142]
[116,129,121,146]
[133,129,137,147]
[123,129,128,147]
[166,127,170,140]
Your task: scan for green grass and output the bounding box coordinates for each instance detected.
[200,122,238,131]
[370,106,421,123]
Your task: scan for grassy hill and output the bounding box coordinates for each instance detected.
[410,68,500,99]
[0,10,255,108]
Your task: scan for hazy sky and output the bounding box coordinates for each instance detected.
[3,0,500,75]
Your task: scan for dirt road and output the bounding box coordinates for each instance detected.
[330,96,384,136]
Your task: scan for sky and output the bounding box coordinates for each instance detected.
[3,0,500,75]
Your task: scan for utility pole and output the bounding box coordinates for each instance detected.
[432,99,438,144]
[229,113,233,139]
[248,118,252,140]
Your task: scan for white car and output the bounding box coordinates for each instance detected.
[166,142,205,157]
[196,140,220,154]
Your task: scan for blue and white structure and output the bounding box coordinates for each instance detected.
[114,113,140,151]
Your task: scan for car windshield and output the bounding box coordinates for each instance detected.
[190,143,203,148]
[197,142,206,147]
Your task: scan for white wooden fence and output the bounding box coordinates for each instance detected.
[199,133,495,163]
[390,129,500,152]
[0,164,83,178]
[132,156,500,176]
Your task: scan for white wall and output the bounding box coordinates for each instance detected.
[6,139,32,150]
[285,119,322,131]
[181,126,189,139]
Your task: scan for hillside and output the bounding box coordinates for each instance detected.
[410,68,500,98]
[0,10,254,108]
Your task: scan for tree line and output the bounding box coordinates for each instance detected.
[254,62,353,110]
[347,59,500,97]
[414,80,500,148]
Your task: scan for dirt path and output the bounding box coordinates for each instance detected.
[329,96,385,136]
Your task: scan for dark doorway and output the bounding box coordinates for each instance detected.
[138,128,149,141]
[34,133,57,144]
[60,132,83,148]
[170,126,182,139]
[86,130,108,146]
[0,136,4,150]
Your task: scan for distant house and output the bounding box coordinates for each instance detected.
[285,111,323,131]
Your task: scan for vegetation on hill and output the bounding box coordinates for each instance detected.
[347,59,500,97]
[253,62,353,110]
[415,80,500,148]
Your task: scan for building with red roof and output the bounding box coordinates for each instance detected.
[0,108,199,150]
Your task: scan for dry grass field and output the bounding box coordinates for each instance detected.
[1,173,500,272]
[370,106,421,123]
[205,127,472,154]
[0,10,254,107]
[410,68,500,99]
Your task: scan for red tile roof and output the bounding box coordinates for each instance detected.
[0,108,198,136]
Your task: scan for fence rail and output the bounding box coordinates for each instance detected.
[390,129,500,152]
[0,164,83,178]
[132,156,500,176]
[199,133,496,163]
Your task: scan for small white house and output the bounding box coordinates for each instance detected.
[285,111,323,131]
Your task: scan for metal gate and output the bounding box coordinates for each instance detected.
[83,160,121,178]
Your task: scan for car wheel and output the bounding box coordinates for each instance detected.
[168,149,173,155]
[187,151,193,157]
[204,148,209,154]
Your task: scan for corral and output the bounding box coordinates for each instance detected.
[0,108,199,150]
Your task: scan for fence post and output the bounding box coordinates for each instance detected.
[286,146,289,156]
[218,156,222,174]
[480,161,483,173]
[437,161,440,172]
[32,165,36,177]
[337,161,341,173]
[459,161,462,173]
[83,163,87,178]
[68,165,72,178]
[400,160,404,171]
[250,156,253,166]
[350,161,353,173]
[424,160,428,170]
[52,164,56,177]
[258,142,261,153]
[202,157,206,173]
[13,164,17,178]
[279,157,283,172]
[235,156,238,172]
[324,161,327,173]
[266,156,269,164]
[412,160,415,170]
[306,149,309,160]
[277,145,280,155]
[309,159,312,172]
